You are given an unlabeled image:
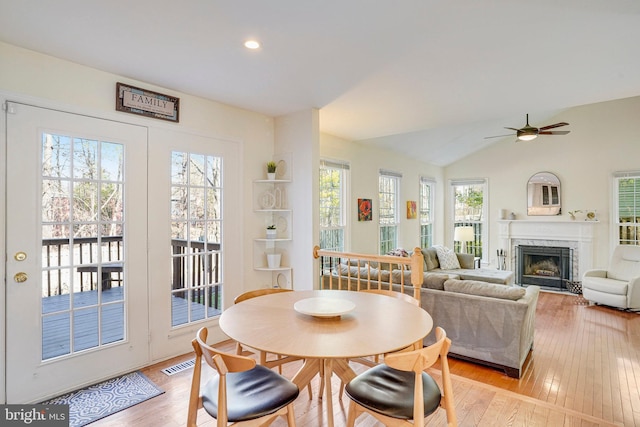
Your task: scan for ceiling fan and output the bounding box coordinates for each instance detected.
[486,114,570,141]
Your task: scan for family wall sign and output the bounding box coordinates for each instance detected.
[116,82,180,122]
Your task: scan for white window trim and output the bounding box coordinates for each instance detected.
[420,176,435,248]
[379,170,402,253]
[319,158,350,251]
[612,170,640,251]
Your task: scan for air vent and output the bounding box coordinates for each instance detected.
[161,359,195,376]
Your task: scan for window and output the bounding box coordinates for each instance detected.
[420,177,434,248]
[451,179,487,259]
[379,170,401,254]
[319,160,349,252]
[41,133,126,357]
[614,171,640,246]
[170,151,222,326]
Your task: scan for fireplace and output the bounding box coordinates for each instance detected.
[516,245,572,289]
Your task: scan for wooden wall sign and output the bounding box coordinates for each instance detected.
[116,82,180,122]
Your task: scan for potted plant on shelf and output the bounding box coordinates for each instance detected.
[266,224,277,239]
[266,161,277,180]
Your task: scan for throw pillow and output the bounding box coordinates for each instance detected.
[422,248,439,270]
[387,248,410,270]
[433,245,460,270]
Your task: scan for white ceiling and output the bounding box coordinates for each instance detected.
[1,0,640,165]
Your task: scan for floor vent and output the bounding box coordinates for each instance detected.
[161,358,195,376]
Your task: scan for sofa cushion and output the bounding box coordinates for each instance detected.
[344,259,364,267]
[444,279,526,301]
[434,245,461,270]
[390,269,414,286]
[583,277,629,295]
[448,268,515,285]
[339,264,374,278]
[422,273,449,290]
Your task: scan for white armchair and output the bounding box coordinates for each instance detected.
[582,245,640,311]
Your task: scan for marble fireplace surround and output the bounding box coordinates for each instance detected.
[497,220,598,281]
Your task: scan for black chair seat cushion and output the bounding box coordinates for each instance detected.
[202,364,300,422]
[345,364,442,420]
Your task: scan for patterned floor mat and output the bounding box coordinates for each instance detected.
[40,371,164,427]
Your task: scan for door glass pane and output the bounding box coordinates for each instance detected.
[171,151,223,327]
[41,132,125,360]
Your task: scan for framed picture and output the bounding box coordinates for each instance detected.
[407,201,417,219]
[358,198,372,221]
[116,82,180,122]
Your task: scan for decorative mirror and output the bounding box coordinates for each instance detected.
[527,172,561,216]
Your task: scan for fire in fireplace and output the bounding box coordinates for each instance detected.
[516,245,572,289]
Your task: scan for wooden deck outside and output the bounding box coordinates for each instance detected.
[42,286,221,360]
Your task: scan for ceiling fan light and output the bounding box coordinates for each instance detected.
[517,132,538,141]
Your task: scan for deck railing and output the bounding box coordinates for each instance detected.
[171,239,222,310]
[42,237,222,310]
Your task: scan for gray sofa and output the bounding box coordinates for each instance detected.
[414,279,538,378]
[422,247,514,285]
[319,249,538,378]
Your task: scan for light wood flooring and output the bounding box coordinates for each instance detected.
[92,291,640,426]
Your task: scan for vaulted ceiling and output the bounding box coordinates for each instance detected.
[1,1,640,165]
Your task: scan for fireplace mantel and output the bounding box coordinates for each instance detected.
[497,219,598,279]
[497,220,597,242]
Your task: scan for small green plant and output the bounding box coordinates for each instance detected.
[266,161,277,173]
[267,224,276,230]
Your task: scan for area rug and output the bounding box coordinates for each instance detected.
[41,371,164,427]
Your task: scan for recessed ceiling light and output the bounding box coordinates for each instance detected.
[244,40,260,49]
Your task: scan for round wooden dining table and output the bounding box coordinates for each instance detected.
[219,289,433,427]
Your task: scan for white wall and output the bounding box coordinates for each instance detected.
[0,41,281,399]
[0,41,276,291]
[320,133,445,253]
[444,95,640,269]
[274,109,320,290]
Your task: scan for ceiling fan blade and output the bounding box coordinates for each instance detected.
[539,122,569,130]
[504,127,521,131]
[484,134,515,139]
[539,130,570,135]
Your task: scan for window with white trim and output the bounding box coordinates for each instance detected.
[451,179,487,259]
[420,177,435,248]
[319,160,349,252]
[379,170,401,254]
[614,171,640,246]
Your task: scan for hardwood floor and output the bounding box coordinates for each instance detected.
[92,291,639,426]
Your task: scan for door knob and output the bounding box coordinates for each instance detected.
[14,272,28,283]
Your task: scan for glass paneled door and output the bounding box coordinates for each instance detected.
[147,127,241,361]
[5,102,149,403]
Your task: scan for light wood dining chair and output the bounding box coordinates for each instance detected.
[361,288,420,306]
[344,326,457,426]
[337,288,422,397]
[187,327,299,427]
[234,288,313,398]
